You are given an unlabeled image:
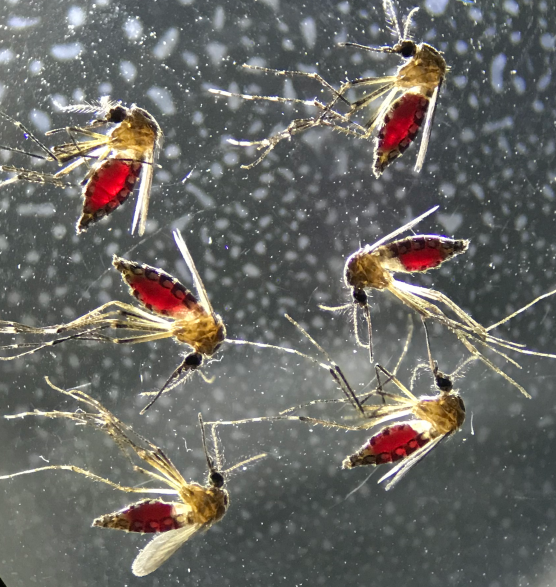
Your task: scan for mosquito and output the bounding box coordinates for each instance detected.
[0,230,322,412]
[0,230,226,412]
[206,314,465,490]
[322,206,556,397]
[209,0,446,176]
[340,326,466,490]
[0,96,162,235]
[0,378,265,576]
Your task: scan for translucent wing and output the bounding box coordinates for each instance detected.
[131,522,204,577]
[414,81,441,173]
[173,230,214,316]
[367,205,440,253]
[378,433,447,491]
[131,146,155,236]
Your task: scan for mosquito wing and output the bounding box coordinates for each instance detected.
[366,205,439,253]
[173,230,214,316]
[51,138,110,163]
[378,433,447,491]
[131,522,204,576]
[131,146,155,236]
[414,81,442,173]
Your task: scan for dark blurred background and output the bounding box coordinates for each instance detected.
[0,0,556,585]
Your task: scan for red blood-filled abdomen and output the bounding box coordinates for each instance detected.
[77,159,141,232]
[377,236,469,274]
[373,93,429,176]
[93,499,189,533]
[343,421,432,468]
[113,256,200,318]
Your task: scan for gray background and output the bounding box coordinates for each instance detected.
[0,0,556,585]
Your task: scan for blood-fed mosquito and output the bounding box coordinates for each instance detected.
[0,96,162,235]
[0,230,225,412]
[209,0,446,176]
[0,378,265,576]
[206,315,465,490]
[0,231,314,412]
[322,206,556,397]
[340,323,466,489]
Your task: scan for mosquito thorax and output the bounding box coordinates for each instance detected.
[344,247,393,291]
[396,42,447,93]
[110,106,162,153]
[132,106,163,135]
[181,315,226,356]
[415,391,466,434]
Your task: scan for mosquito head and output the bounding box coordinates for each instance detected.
[105,105,129,124]
[352,288,368,306]
[434,368,454,393]
[392,39,417,59]
[208,469,225,488]
[185,352,204,368]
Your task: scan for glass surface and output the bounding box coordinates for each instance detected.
[0,0,555,585]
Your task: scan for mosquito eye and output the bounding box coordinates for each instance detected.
[210,471,225,488]
[352,288,367,306]
[105,105,128,123]
[436,375,453,393]
[185,353,203,367]
[398,40,416,58]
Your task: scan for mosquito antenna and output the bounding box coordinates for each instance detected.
[421,318,453,393]
[363,304,373,363]
[318,302,352,313]
[403,7,419,40]
[338,42,396,55]
[223,452,267,476]
[209,422,224,472]
[382,0,402,41]
[198,413,216,473]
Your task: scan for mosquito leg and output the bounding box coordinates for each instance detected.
[241,64,350,105]
[0,166,72,188]
[392,315,413,377]
[0,464,170,494]
[0,110,59,161]
[204,413,363,431]
[456,332,531,398]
